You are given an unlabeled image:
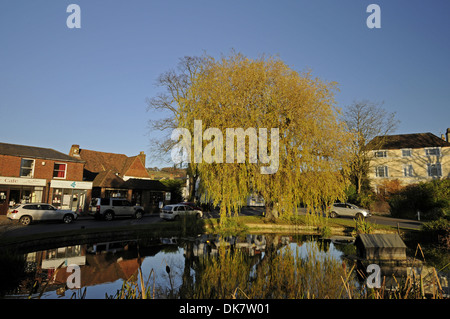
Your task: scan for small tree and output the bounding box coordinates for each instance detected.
[161,179,184,204]
[342,100,399,194]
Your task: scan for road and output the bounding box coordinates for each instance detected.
[0,207,423,239]
[0,214,162,239]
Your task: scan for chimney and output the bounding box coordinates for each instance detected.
[69,144,81,157]
[447,128,450,142]
[139,151,146,166]
[441,134,446,141]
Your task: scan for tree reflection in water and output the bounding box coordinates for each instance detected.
[3,233,447,299]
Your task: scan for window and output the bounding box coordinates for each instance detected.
[176,205,186,211]
[425,148,441,156]
[40,204,55,210]
[112,199,123,206]
[427,163,442,177]
[374,150,387,158]
[403,164,414,177]
[20,159,34,177]
[375,166,389,178]
[53,163,67,179]
[402,149,412,157]
[23,204,38,210]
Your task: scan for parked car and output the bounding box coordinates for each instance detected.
[89,198,145,221]
[328,203,371,219]
[160,204,203,221]
[7,203,77,225]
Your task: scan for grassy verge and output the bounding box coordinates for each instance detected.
[204,214,396,236]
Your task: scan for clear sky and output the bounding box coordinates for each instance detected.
[1,0,449,167]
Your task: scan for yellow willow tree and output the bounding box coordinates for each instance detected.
[174,53,353,220]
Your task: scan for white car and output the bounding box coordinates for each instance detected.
[160,204,203,221]
[329,203,371,219]
[7,203,78,225]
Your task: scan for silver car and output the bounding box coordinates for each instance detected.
[7,203,78,225]
[329,203,371,219]
[160,204,203,221]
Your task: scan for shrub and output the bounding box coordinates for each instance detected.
[421,218,450,248]
[388,179,450,220]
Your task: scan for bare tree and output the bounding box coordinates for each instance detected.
[342,100,399,194]
[146,56,205,200]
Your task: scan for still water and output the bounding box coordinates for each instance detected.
[0,233,448,299]
[1,234,352,299]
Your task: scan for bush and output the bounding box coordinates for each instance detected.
[388,179,450,220]
[421,218,450,248]
[344,184,375,209]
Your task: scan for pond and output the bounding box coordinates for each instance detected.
[0,233,448,299]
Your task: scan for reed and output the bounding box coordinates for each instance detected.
[109,242,448,300]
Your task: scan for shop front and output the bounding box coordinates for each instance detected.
[0,176,47,214]
[50,180,93,212]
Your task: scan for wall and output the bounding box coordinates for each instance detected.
[369,146,450,190]
[0,154,84,182]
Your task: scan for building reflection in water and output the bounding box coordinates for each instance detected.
[5,234,448,298]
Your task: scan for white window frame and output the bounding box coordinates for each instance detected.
[403,164,414,177]
[20,158,35,178]
[401,148,412,157]
[373,150,387,158]
[425,147,441,156]
[53,162,68,179]
[375,165,389,178]
[427,163,442,177]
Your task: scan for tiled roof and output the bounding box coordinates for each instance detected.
[92,170,126,188]
[78,149,150,179]
[367,133,450,150]
[0,142,84,163]
[79,149,129,174]
[123,178,167,191]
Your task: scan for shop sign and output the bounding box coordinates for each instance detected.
[50,180,93,190]
[0,176,46,186]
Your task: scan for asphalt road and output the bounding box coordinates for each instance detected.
[0,207,423,239]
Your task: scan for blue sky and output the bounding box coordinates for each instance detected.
[1,0,449,167]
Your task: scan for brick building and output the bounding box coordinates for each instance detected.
[0,142,92,214]
[69,145,167,213]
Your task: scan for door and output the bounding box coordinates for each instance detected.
[0,189,9,214]
[343,203,354,216]
[184,205,195,216]
[333,203,345,216]
[112,199,130,216]
[40,204,59,220]
[175,205,186,218]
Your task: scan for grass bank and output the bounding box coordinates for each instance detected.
[204,214,397,237]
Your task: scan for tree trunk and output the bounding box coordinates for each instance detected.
[356,172,362,194]
[188,174,195,201]
[265,202,279,220]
